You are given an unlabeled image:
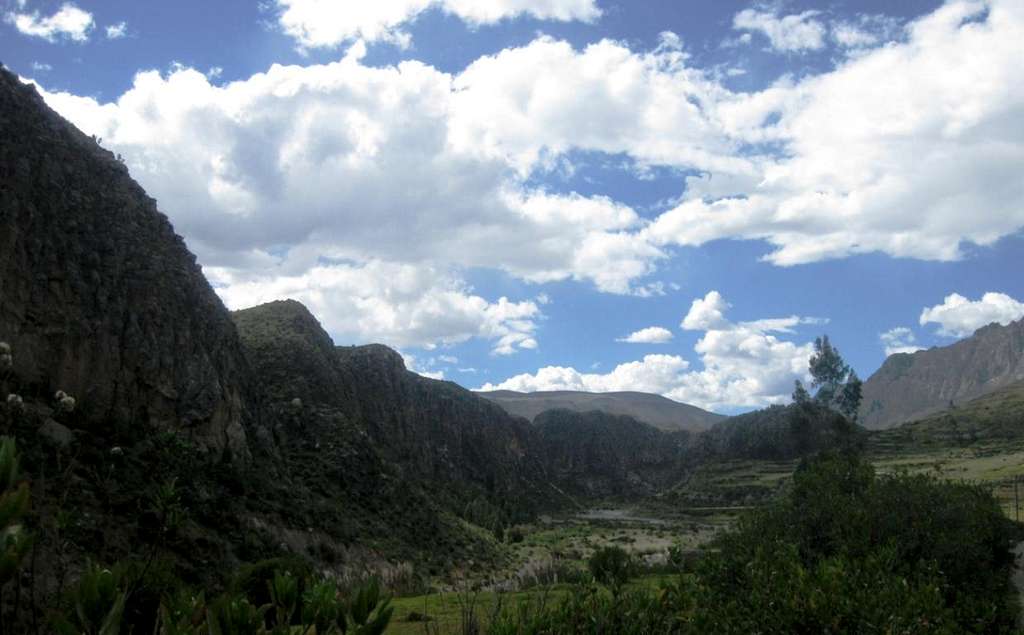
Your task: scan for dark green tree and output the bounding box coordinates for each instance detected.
[795,335,863,422]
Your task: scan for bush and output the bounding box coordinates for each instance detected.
[587,546,634,589]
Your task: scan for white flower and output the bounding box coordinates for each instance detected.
[58,393,76,412]
[5,394,24,410]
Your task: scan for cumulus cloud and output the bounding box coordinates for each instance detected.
[483,291,820,411]
[5,2,93,42]
[617,326,673,344]
[732,8,827,52]
[831,14,902,49]
[32,47,666,297]
[681,291,730,330]
[28,0,1024,352]
[919,292,1024,338]
[105,21,127,39]
[480,354,692,396]
[449,36,749,176]
[275,0,600,49]
[651,0,1024,266]
[209,260,542,355]
[879,327,924,356]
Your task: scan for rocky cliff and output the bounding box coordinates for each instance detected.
[232,300,560,530]
[0,67,252,460]
[534,409,692,498]
[860,318,1024,429]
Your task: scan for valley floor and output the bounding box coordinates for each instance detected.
[382,429,1024,633]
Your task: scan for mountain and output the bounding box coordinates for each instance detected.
[533,409,692,498]
[0,68,560,598]
[0,66,254,461]
[232,300,560,523]
[477,389,724,432]
[859,318,1024,429]
[871,378,1024,447]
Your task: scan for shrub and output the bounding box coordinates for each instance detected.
[587,546,634,589]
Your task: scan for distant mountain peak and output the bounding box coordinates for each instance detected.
[476,389,724,432]
[860,317,1024,429]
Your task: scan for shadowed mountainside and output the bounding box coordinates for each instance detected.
[0,65,254,460]
[533,409,693,498]
[478,389,724,432]
[860,318,1024,429]
[232,300,562,524]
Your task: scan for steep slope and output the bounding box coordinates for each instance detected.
[696,402,859,461]
[232,300,560,531]
[860,318,1024,429]
[478,389,724,432]
[0,67,252,460]
[871,379,1024,447]
[533,409,691,498]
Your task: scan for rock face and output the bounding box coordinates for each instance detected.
[232,300,559,522]
[0,68,252,459]
[859,318,1024,429]
[534,409,691,497]
[478,389,724,432]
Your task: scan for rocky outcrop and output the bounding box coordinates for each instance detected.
[232,300,559,522]
[860,318,1024,429]
[478,389,723,432]
[0,68,252,460]
[534,409,691,497]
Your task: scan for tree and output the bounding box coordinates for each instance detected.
[794,336,863,422]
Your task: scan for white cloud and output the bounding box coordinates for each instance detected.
[651,0,1024,267]
[105,21,127,39]
[27,0,1024,341]
[919,292,1024,338]
[733,8,827,52]
[480,354,692,396]
[681,291,730,331]
[32,48,666,297]
[5,2,93,42]
[617,326,673,344]
[831,14,902,49]
[449,36,749,176]
[31,61,52,72]
[879,327,923,356]
[275,0,600,49]
[483,291,820,411]
[209,260,542,355]
[401,354,446,380]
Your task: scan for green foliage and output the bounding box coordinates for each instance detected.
[207,596,268,635]
[0,436,30,586]
[806,335,863,420]
[486,450,1020,634]
[587,546,634,589]
[49,560,393,635]
[53,564,127,635]
[300,579,347,633]
[230,556,314,610]
[695,450,1019,632]
[346,576,393,635]
[489,584,680,635]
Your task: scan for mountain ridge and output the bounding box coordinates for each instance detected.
[477,389,724,432]
[860,317,1024,429]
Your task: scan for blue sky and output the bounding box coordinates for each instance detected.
[3,0,1023,413]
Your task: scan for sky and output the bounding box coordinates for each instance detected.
[2,0,1023,414]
